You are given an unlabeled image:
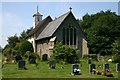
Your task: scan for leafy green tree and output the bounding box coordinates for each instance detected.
[79,10,120,56]
[7,34,19,48]
[19,30,28,42]
[111,39,120,55]
[12,45,20,55]
[19,27,33,42]
[19,40,33,56]
[53,42,79,63]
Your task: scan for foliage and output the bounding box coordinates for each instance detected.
[53,42,79,63]
[113,54,120,63]
[19,40,33,56]
[83,54,97,60]
[19,30,28,42]
[12,45,20,55]
[2,47,12,56]
[7,34,20,48]
[19,27,33,42]
[111,39,120,55]
[79,10,120,55]
[111,38,120,63]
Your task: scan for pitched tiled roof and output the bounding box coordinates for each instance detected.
[36,11,71,40]
[28,16,52,37]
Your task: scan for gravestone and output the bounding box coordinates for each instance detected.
[18,60,25,69]
[15,55,22,62]
[28,55,36,64]
[88,59,91,64]
[49,60,56,69]
[116,63,120,72]
[89,64,96,74]
[72,64,80,75]
[104,63,109,72]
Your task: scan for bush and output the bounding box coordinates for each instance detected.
[19,40,33,56]
[28,53,37,64]
[53,42,79,64]
[42,54,48,61]
[113,54,120,63]
[83,54,97,60]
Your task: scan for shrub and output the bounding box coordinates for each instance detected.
[83,54,97,60]
[113,54,120,63]
[53,42,79,64]
[19,40,33,56]
[28,53,37,64]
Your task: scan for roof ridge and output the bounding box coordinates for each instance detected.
[36,11,72,40]
[54,11,71,20]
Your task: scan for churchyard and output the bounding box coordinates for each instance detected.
[2,57,119,78]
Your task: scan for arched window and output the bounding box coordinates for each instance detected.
[70,27,73,45]
[62,26,76,46]
[74,28,76,45]
[66,28,69,45]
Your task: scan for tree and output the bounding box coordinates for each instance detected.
[111,39,120,55]
[19,27,33,42]
[53,42,79,63]
[79,10,120,55]
[7,34,19,48]
[19,40,33,56]
[19,30,28,42]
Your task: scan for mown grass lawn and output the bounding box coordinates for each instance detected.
[2,58,119,78]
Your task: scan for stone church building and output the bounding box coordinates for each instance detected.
[27,8,88,58]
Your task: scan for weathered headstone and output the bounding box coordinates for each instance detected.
[29,59,36,64]
[72,64,80,75]
[18,60,25,69]
[49,60,56,69]
[28,55,36,64]
[89,64,96,74]
[116,63,120,72]
[104,63,109,72]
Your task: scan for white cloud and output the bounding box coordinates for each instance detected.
[2,12,27,47]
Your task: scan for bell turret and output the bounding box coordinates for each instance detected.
[33,6,43,28]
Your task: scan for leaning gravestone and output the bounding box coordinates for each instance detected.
[89,64,96,74]
[104,63,109,72]
[49,60,56,69]
[116,63,120,72]
[18,60,25,69]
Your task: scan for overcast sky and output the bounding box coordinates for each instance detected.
[1,1,120,48]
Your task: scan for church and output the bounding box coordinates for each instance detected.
[27,7,89,58]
